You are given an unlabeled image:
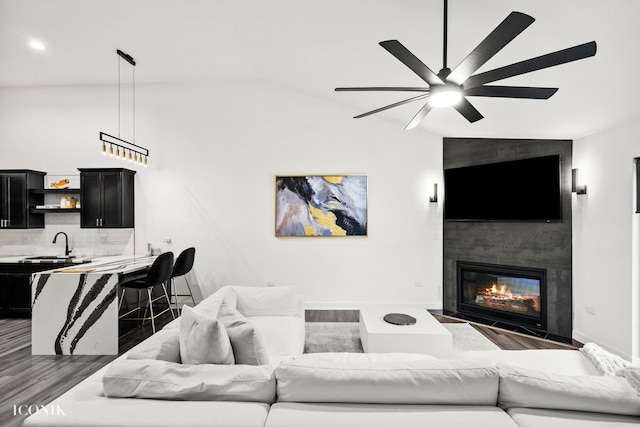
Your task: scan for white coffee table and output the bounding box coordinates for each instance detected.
[359,306,452,357]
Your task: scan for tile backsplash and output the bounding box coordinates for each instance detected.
[0,213,134,257]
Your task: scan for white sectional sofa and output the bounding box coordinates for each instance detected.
[266,351,640,427]
[25,285,640,427]
[24,285,306,427]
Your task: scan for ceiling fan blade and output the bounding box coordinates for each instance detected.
[379,40,444,86]
[405,102,434,130]
[454,98,484,123]
[353,93,430,119]
[464,85,558,99]
[448,12,535,85]
[463,41,597,89]
[335,87,429,92]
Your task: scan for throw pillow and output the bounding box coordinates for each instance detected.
[217,302,270,365]
[179,305,234,365]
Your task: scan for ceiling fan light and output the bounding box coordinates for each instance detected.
[429,85,463,108]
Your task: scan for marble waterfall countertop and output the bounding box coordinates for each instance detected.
[0,255,93,264]
[31,255,157,355]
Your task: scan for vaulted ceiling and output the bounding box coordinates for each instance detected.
[1,0,638,139]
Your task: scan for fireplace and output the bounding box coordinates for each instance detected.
[456,261,547,331]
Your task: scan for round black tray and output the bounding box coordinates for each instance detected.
[383,313,417,325]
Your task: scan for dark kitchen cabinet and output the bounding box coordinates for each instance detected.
[0,274,31,317]
[0,170,45,229]
[0,263,70,318]
[0,262,81,319]
[79,168,135,228]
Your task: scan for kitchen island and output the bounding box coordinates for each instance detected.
[31,255,156,355]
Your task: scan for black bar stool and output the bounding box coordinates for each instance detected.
[170,247,196,312]
[118,252,175,334]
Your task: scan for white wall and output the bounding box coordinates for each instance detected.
[573,117,640,362]
[5,81,640,356]
[0,81,444,308]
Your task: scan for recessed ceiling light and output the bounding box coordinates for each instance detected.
[29,40,46,51]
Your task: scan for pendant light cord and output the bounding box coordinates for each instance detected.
[133,67,135,144]
[443,0,448,69]
[118,56,121,138]
[116,53,136,143]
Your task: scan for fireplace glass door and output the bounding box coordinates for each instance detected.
[457,261,546,330]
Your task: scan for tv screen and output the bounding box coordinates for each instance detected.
[444,155,562,221]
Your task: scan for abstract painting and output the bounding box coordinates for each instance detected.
[275,175,367,237]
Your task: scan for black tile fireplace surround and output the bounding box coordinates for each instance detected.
[442,137,574,344]
[454,261,547,332]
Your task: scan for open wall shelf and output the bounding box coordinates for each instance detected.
[30,188,81,194]
[30,208,80,214]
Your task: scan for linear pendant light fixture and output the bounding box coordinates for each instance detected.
[99,49,149,166]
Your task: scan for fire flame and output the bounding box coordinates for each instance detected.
[490,283,512,298]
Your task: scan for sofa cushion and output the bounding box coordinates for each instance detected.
[296,352,437,363]
[218,302,270,365]
[103,359,276,403]
[179,305,234,365]
[233,286,299,317]
[265,403,519,427]
[126,327,181,363]
[497,363,640,416]
[275,356,499,405]
[451,349,601,376]
[25,364,271,427]
[250,316,305,364]
[507,408,640,427]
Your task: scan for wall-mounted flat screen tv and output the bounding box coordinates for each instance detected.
[444,155,562,222]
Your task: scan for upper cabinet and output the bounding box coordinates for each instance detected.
[0,170,45,229]
[78,168,135,228]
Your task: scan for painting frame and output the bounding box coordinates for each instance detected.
[275,174,368,237]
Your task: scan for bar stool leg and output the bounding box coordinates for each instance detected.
[162,282,176,319]
[118,288,126,312]
[184,277,197,306]
[171,277,178,312]
[147,288,156,334]
[139,289,146,326]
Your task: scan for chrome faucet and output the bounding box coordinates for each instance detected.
[53,232,72,256]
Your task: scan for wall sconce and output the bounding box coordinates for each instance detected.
[636,157,640,213]
[571,168,587,195]
[429,183,438,203]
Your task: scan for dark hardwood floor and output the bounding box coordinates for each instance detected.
[305,309,360,322]
[1,309,579,426]
[0,319,158,427]
[429,312,581,350]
